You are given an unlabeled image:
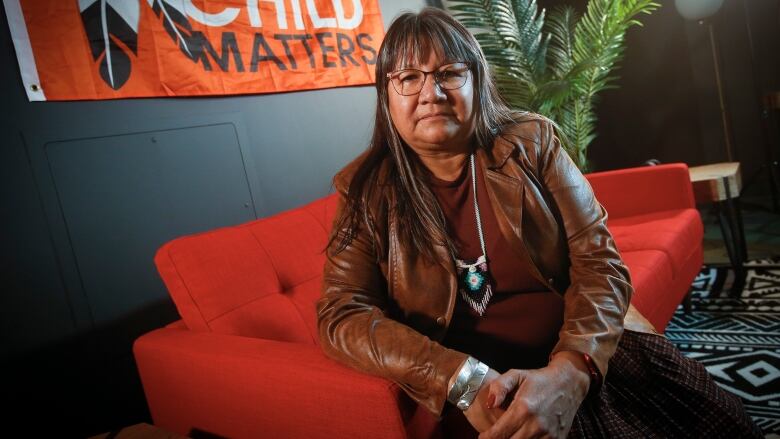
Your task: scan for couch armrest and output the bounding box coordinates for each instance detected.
[585,163,696,220]
[133,327,427,439]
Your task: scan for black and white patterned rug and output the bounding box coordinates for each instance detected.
[665,258,780,435]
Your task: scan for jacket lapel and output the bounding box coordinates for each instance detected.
[484,169,525,250]
[477,147,526,259]
[434,243,457,277]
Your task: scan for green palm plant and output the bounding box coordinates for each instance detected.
[446,0,659,171]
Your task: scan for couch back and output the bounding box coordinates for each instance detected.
[154,194,339,345]
[584,163,694,220]
[154,163,694,344]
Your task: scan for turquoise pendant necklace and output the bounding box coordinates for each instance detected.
[454,154,494,316]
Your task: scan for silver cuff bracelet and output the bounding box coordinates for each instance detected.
[447,357,489,411]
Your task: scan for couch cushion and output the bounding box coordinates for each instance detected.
[619,249,675,323]
[608,208,703,279]
[155,194,340,343]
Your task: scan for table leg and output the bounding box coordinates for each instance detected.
[732,198,748,262]
[722,176,749,262]
[715,178,747,298]
[683,291,693,314]
[715,204,746,298]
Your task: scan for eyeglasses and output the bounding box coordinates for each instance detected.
[386,62,471,96]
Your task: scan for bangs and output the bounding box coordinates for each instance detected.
[381,11,478,71]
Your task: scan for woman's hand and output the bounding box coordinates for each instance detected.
[462,368,505,432]
[478,352,590,439]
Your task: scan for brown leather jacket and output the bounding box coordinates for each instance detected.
[317,113,658,415]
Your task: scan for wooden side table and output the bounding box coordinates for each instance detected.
[689,162,747,296]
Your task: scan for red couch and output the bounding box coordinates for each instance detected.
[134,163,703,438]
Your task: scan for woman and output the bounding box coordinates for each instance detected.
[317,7,762,438]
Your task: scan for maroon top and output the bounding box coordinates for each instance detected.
[428,154,564,373]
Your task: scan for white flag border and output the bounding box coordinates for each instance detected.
[3,0,47,101]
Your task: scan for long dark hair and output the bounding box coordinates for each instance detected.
[329,7,517,262]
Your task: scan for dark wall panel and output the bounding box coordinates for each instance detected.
[0,130,76,359]
[46,123,255,330]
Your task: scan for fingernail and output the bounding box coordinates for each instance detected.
[487,394,495,409]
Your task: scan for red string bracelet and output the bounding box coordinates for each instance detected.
[582,353,603,398]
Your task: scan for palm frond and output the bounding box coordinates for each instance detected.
[447,0,660,170]
[545,6,578,80]
[447,0,550,109]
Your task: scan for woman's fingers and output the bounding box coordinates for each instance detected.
[510,423,548,439]
[488,370,523,409]
[479,397,528,439]
[481,365,578,439]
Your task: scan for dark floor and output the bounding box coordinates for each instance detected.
[700,194,780,265]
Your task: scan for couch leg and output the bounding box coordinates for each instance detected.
[683,291,693,314]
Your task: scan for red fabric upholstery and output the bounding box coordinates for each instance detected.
[609,209,703,278]
[585,164,704,330]
[153,196,338,343]
[133,326,437,439]
[135,163,703,438]
[585,163,696,218]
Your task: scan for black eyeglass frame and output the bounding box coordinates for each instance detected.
[385,61,472,96]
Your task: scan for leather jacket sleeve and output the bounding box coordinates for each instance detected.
[538,120,633,380]
[316,183,469,416]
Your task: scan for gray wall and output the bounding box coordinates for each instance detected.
[1,0,424,436]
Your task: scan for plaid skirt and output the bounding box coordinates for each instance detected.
[441,329,764,438]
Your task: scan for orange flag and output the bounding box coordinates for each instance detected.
[5,0,383,101]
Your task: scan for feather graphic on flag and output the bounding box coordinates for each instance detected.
[146,0,199,61]
[79,0,140,90]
